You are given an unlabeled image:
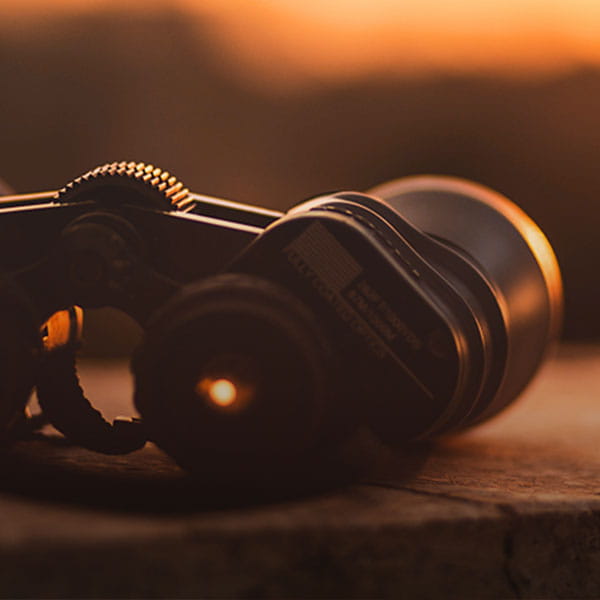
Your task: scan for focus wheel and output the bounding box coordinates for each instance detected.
[56,161,193,211]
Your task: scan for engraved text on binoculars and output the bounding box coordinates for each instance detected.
[347,281,423,351]
[283,223,434,399]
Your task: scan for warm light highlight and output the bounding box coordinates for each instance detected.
[196,376,243,409]
[41,306,83,351]
[207,378,237,407]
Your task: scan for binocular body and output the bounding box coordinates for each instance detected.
[0,162,562,480]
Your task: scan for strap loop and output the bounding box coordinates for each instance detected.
[36,307,147,455]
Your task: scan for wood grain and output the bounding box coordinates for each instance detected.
[2,345,600,598]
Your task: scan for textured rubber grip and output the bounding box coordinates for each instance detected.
[36,346,146,454]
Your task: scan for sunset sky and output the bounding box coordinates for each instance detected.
[2,0,600,86]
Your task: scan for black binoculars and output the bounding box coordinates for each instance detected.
[0,162,562,481]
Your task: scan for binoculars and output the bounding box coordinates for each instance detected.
[0,162,562,482]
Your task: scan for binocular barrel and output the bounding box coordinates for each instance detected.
[0,163,563,484]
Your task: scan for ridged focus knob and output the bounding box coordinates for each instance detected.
[56,161,193,211]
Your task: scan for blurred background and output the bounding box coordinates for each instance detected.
[1,0,599,351]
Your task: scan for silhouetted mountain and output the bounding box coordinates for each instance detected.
[0,9,598,340]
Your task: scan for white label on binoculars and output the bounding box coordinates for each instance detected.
[285,221,363,290]
[284,222,433,400]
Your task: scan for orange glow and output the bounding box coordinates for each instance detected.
[196,376,241,408]
[3,0,600,88]
[41,306,84,351]
[208,378,237,407]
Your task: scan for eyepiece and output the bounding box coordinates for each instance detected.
[132,273,349,480]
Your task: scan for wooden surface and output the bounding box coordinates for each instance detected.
[2,345,600,598]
